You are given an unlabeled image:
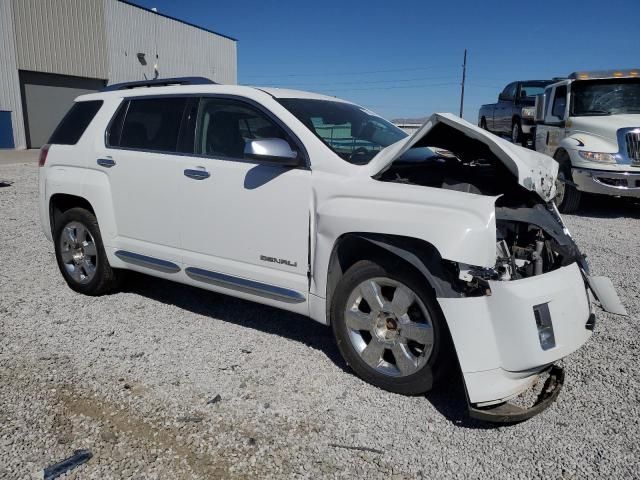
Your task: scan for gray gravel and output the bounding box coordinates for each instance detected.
[1,161,639,479]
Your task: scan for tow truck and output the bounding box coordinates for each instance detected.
[534,69,640,212]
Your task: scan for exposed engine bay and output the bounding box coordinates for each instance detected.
[376,122,586,287]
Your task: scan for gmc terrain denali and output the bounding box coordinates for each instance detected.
[38,77,624,422]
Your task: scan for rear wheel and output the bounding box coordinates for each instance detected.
[480,117,488,130]
[331,259,453,395]
[54,207,121,295]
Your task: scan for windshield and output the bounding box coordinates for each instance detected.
[572,78,640,116]
[277,98,407,164]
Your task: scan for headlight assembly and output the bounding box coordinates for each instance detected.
[521,106,536,119]
[577,150,616,163]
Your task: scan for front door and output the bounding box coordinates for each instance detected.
[178,97,311,307]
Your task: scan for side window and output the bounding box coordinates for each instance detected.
[49,100,103,145]
[551,86,568,120]
[195,98,294,160]
[107,97,187,152]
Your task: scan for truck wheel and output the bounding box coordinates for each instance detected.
[511,120,523,145]
[53,207,121,295]
[331,259,453,395]
[554,159,581,213]
[480,117,488,130]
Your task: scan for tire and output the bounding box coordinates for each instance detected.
[511,119,524,145]
[331,259,454,395]
[554,154,581,213]
[480,117,488,130]
[53,207,121,295]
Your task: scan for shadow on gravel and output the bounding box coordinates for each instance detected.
[124,272,498,429]
[123,272,350,374]
[571,194,640,219]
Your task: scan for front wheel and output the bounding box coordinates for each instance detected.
[511,120,524,145]
[554,157,581,213]
[331,259,453,395]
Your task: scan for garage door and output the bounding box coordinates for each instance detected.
[20,71,106,148]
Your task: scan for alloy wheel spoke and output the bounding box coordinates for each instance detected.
[401,322,433,346]
[82,258,96,278]
[62,227,77,246]
[391,286,414,317]
[391,343,419,375]
[60,249,74,264]
[360,338,385,369]
[82,241,97,257]
[70,265,83,282]
[345,309,373,331]
[76,226,87,244]
[359,280,385,312]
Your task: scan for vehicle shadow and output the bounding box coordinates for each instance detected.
[124,272,499,429]
[571,194,640,219]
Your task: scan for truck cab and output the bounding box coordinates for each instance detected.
[534,69,640,212]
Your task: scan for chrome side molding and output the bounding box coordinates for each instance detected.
[115,250,181,273]
[184,267,305,304]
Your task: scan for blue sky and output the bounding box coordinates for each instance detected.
[134,0,638,122]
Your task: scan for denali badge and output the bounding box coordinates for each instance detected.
[260,255,298,268]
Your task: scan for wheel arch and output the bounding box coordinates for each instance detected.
[324,233,462,325]
[49,194,96,236]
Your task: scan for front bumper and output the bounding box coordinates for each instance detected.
[572,167,640,198]
[521,118,535,135]
[437,262,592,416]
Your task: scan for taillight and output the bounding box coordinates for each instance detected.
[38,144,50,167]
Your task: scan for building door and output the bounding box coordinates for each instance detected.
[19,71,105,148]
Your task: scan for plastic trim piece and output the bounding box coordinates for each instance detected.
[184,267,306,304]
[115,250,181,273]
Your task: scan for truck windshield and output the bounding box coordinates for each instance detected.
[572,78,640,116]
[277,98,407,164]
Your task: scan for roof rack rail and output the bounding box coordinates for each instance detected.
[102,77,216,92]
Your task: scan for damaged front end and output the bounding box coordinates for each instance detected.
[372,113,625,422]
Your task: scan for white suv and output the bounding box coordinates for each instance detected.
[38,77,623,422]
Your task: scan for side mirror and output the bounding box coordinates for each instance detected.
[534,94,545,123]
[244,138,301,167]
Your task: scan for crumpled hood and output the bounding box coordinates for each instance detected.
[368,113,559,201]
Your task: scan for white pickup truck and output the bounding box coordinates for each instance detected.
[534,69,640,212]
[38,77,625,423]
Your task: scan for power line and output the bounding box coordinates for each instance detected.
[248,74,460,88]
[242,64,459,79]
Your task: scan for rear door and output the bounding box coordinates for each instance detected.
[496,82,517,133]
[96,96,191,266]
[178,96,311,309]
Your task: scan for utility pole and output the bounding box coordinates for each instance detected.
[459,49,467,118]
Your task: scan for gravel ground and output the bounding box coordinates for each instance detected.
[1,162,639,479]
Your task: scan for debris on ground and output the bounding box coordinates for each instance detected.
[43,449,93,480]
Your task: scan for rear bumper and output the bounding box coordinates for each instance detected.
[572,167,640,198]
[438,263,592,411]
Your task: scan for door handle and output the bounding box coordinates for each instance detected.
[184,168,210,180]
[97,158,116,168]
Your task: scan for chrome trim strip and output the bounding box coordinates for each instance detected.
[115,250,181,273]
[184,267,306,304]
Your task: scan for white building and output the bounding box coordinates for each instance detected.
[0,0,237,149]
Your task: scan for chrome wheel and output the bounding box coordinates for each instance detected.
[344,277,434,377]
[59,221,98,284]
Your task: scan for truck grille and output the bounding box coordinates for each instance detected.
[626,130,640,165]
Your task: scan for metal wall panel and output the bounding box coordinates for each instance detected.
[0,0,26,149]
[104,1,237,85]
[11,0,108,79]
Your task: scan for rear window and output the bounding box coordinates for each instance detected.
[107,97,187,152]
[48,100,103,145]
